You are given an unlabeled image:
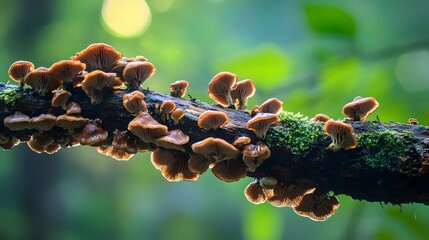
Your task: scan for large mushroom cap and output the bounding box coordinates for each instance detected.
[191,137,240,163]
[208,72,237,107]
[211,158,248,182]
[197,110,229,130]
[81,70,124,104]
[257,98,283,115]
[49,60,86,83]
[151,149,199,182]
[268,183,315,208]
[128,112,169,142]
[293,193,340,221]
[30,114,57,131]
[4,111,31,131]
[8,60,34,87]
[246,113,280,139]
[155,129,189,150]
[24,68,62,96]
[244,181,271,204]
[230,79,256,110]
[170,80,190,98]
[324,120,357,151]
[56,114,87,131]
[71,43,122,72]
[188,153,211,174]
[342,96,379,121]
[123,61,156,89]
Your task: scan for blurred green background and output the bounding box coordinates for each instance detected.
[1,0,429,239]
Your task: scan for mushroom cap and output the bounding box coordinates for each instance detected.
[171,108,185,124]
[208,72,237,106]
[81,70,124,104]
[268,183,315,208]
[71,43,122,72]
[230,79,256,110]
[24,68,62,96]
[188,153,212,174]
[160,100,176,114]
[56,114,87,131]
[310,113,331,123]
[342,96,379,121]
[191,137,240,162]
[8,60,34,87]
[122,61,156,89]
[324,120,357,151]
[66,102,82,115]
[244,181,272,204]
[408,118,419,125]
[78,122,109,145]
[151,149,199,182]
[293,193,340,221]
[0,137,20,150]
[111,60,129,80]
[49,60,86,83]
[154,129,189,150]
[170,80,190,98]
[97,129,137,160]
[246,113,280,139]
[259,176,278,189]
[233,136,251,147]
[51,90,72,109]
[30,114,57,131]
[258,98,283,115]
[242,142,271,171]
[122,91,147,114]
[4,111,31,131]
[128,112,169,142]
[211,158,248,182]
[27,133,55,153]
[197,110,229,130]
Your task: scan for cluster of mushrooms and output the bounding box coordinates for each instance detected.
[1,43,383,221]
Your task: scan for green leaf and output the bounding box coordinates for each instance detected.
[304,5,356,37]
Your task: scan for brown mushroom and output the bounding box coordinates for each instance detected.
[78,121,108,146]
[408,118,419,125]
[49,60,86,84]
[111,60,129,80]
[259,176,278,189]
[171,108,185,125]
[151,149,199,182]
[8,60,34,87]
[233,136,251,148]
[154,129,189,150]
[342,96,379,121]
[0,135,20,150]
[160,100,176,121]
[242,142,271,172]
[230,79,256,110]
[293,192,340,221]
[71,43,122,72]
[27,132,59,154]
[97,129,137,160]
[268,183,316,208]
[188,153,211,174]
[81,70,124,104]
[324,120,357,151]
[123,91,147,114]
[244,181,272,204]
[310,113,331,123]
[56,114,87,132]
[246,113,280,139]
[211,158,248,182]
[258,98,283,115]
[128,112,169,142]
[24,67,62,96]
[30,114,57,131]
[208,72,237,107]
[66,102,82,115]
[191,137,240,163]
[4,111,31,131]
[51,90,72,109]
[123,61,156,89]
[170,80,190,98]
[197,110,229,130]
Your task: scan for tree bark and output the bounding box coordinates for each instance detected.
[1,82,429,206]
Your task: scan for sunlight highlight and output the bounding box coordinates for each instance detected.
[101,0,151,38]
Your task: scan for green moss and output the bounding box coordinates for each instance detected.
[357,130,409,169]
[265,111,325,154]
[0,88,22,106]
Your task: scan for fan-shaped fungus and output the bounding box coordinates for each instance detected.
[66,102,82,115]
[170,80,190,98]
[233,136,251,148]
[155,129,189,150]
[208,72,237,107]
[160,100,176,121]
[81,70,124,104]
[342,96,379,121]
[4,111,31,131]
[78,121,108,145]
[24,67,62,96]
[123,61,156,89]
[268,183,315,208]
[293,193,340,221]
[408,118,419,125]
[211,158,248,182]
[123,91,147,114]
[8,60,34,87]
[246,113,280,139]
[151,149,199,182]
[171,108,185,125]
[197,110,229,130]
[230,79,256,110]
[128,112,168,142]
[310,113,331,123]
[244,181,271,204]
[97,130,138,160]
[71,43,122,72]
[242,142,271,172]
[49,60,86,84]
[191,137,240,163]
[51,90,72,109]
[324,120,357,151]
[30,114,57,131]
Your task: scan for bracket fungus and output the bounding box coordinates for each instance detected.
[233,136,251,148]
[268,183,316,208]
[246,113,280,139]
[97,130,138,161]
[208,71,237,107]
[128,112,169,142]
[24,67,62,96]
[293,193,340,221]
[56,114,87,132]
[52,90,72,109]
[160,100,176,121]
[123,91,147,114]
[197,110,229,130]
[8,60,34,87]
[151,149,199,182]
[71,43,122,72]
[171,108,185,125]
[154,129,189,150]
[188,154,211,174]
[310,113,331,123]
[30,114,57,131]
[251,98,283,116]
[230,79,256,110]
[78,121,109,146]
[242,142,271,172]
[170,80,189,98]
[123,61,156,89]
[324,120,357,151]
[191,137,240,163]
[342,96,379,121]
[81,70,124,104]
[4,111,31,131]
[211,158,248,182]
[49,60,86,84]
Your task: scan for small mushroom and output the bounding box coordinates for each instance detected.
[244,181,272,204]
[8,60,34,87]
[0,135,20,150]
[191,137,240,163]
[171,108,185,125]
[81,70,124,104]
[78,121,108,145]
[96,129,138,160]
[324,120,357,151]
[154,129,189,150]
[342,96,379,121]
[230,79,256,110]
[170,80,190,98]
[51,90,72,109]
[71,43,122,72]
[268,183,316,208]
[246,113,280,139]
[30,114,57,131]
[242,142,271,172]
[24,67,62,96]
[123,91,147,114]
[111,60,129,80]
[160,100,176,121]
[293,192,340,221]
[49,60,86,84]
[310,113,331,123]
[66,102,82,115]
[408,118,419,125]
[208,72,237,107]
[151,149,199,182]
[197,110,229,130]
[27,132,59,154]
[4,111,31,131]
[233,136,251,148]
[211,158,248,182]
[128,112,169,142]
[56,114,87,132]
[123,61,156,89]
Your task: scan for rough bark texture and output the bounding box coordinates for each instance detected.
[1,82,429,206]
